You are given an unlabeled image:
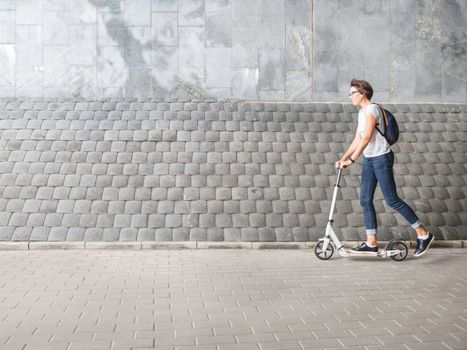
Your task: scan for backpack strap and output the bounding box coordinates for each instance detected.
[371,103,387,136]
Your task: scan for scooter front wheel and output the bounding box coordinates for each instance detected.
[387,240,408,261]
[314,241,334,260]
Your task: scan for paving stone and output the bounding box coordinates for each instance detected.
[11,226,32,241]
[8,212,29,226]
[155,228,172,241]
[28,226,50,241]
[172,227,190,241]
[206,227,223,241]
[66,227,85,241]
[119,228,138,241]
[47,226,68,241]
[165,214,182,228]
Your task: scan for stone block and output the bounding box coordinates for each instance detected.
[27,213,46,227]
[29,226,50,241]
[189,228,206,241]
[84,228,103,241]
[100,228,119,242]
[259,49,285,91]
[165,214,182,227]
[70,1,96,24]
[173,227,190,240]
[223,227,241,241]
[95,214,114,228]
[62,213,80,228]
[179,0,204,26]
[292,227,310,241]
[16,65,43,97]
[137,228,156,242]
[79,214,98,228]
[66,227,85,241]
[240,228,257,241]
[8,212,29,226]
[0,11,15,44]
[248,213,265,228]
[11,227,32,241]
[16,0,43,25]
[119,228,138,241]
[275,227,292,242]
[314,50,338,92]
[215,213,232,228]
[130,214,147,228]
[152,0,178,12]
[43,12,69,46]
[70,25,96,66]
[97,46,127,88]
[207,227,224,241]
[286,71,311,101]
[258,227,275,242]
[206,5,231,48]
[47,227,68,241]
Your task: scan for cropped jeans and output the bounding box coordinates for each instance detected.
[360,151,420,235]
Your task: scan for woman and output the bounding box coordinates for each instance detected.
[335,79,434,257]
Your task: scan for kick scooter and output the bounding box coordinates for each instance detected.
[314,168,408,261]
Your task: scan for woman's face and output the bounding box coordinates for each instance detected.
[349,88,363,106]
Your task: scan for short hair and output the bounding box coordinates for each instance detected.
[350,79,373,100]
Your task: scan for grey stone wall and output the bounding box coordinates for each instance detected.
[0,0,466,102]
[0,99,466,242]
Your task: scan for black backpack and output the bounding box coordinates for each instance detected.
[373,104,399,145]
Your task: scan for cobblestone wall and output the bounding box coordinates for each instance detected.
[0,99,466,242]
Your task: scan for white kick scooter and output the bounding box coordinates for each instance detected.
[314,168,408,261]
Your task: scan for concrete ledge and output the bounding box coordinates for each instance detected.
[29,242,85,250]
[197,242,252,249]
[142,242,197,249]
[84,242,142,250]
[0,242,29,250]
[0,240,464,250]
[252,242,307,249]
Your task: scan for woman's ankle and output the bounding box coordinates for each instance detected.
[415,226,428,236]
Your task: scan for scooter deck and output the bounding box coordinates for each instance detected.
[342,250,402,258]
[349,250,379,257]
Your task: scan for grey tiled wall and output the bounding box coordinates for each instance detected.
[0,0,466,102]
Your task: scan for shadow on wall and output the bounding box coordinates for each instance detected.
[89,0,205,98]
[89,0,153,97]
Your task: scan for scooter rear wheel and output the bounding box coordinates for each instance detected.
[387,240,408,261]
[314,241,334,260]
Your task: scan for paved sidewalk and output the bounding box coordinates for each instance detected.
[0,249,466,350]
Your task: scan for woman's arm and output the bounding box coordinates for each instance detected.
[335,129,361,168]
[342,129,360,160]
[350,113,378,160]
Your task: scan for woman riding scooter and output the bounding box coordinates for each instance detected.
[335,79,434,257]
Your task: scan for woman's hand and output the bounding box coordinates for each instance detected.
[335,159,353,169]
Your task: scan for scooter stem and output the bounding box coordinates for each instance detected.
[328,168,343,222]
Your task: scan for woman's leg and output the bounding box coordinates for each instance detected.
[373,152,425,232]
[360,157,378,245]
[367,152,433,257]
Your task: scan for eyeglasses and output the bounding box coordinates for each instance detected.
[348,91,359,97]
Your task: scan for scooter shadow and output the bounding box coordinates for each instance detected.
[333,255,392,263]
[331,251,454,263]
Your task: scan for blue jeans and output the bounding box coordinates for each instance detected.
[360,151,420,235]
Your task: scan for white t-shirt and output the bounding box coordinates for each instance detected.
[357,104,390,158]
